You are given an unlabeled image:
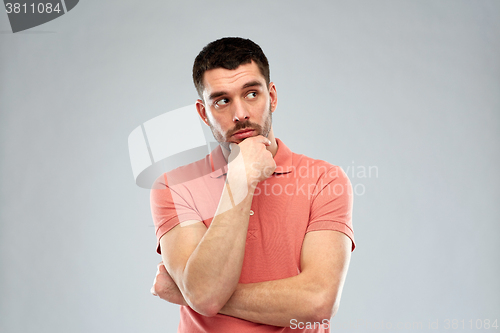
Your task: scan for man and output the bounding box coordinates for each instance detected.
[150,37,355,332]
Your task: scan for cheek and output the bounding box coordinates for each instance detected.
[208,116,227,133]
[214,122,225,133]
[260,98,271,115]
[258,101,271,120]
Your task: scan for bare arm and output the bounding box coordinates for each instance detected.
[159,136,275,317]
[152,227,352,326]
[218,230,352,327]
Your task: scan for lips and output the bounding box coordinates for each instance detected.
[232,129,255,140]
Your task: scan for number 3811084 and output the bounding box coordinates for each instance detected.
[5,3,62,14]
[444,319,498,330]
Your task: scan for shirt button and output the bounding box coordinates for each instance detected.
[249,210,254,216]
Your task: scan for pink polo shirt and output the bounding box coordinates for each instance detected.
[151,138,354,332]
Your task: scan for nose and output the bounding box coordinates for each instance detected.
[232,99,250,123]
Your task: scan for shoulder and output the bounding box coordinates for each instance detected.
[290,151,349,183]
[275,138,345,179]
[151,153,212,189]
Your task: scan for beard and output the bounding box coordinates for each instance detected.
[207,104,273,151]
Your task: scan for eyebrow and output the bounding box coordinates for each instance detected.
[208,80,264,101]
[208,91,226,101]
[242,80,264,89]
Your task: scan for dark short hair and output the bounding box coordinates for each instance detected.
[192,37,270,99]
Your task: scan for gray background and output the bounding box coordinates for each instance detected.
[1,0,499,332]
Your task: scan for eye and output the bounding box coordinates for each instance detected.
[214,98,229,108]
[246,92,257,99]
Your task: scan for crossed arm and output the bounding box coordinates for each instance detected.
[151,137,352,327]
[153,222,351,327]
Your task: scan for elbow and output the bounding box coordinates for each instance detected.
[186,293,225,317]
[308,292,340,323]
[181,276,235,317]
[191,300,222,317]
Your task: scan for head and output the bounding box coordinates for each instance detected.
[193,37,278,153]
[193,37,270,99]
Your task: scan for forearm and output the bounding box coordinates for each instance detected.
[176,172,255,315]
[161,138,277,316]
[219,272,335,327]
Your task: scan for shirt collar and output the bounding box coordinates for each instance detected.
[209,137,293,178]
[209,145,228,178]
[273,138,294,174]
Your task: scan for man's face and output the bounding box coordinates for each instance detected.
[196,61,277,150]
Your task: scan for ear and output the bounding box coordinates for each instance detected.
[195,99,210,126]
[268,82,278,113]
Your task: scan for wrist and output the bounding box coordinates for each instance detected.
[226,169,257,195]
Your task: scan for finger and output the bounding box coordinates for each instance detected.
[255,136,271,146]
[158,264,168,274]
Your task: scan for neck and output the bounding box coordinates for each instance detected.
[266,128,278,157]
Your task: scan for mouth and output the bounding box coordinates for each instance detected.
[231,128,256,140]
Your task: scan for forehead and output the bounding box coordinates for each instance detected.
[202,61,266,97]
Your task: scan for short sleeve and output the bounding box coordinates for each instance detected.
[307,166,355,251]
[150,173,203,254]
